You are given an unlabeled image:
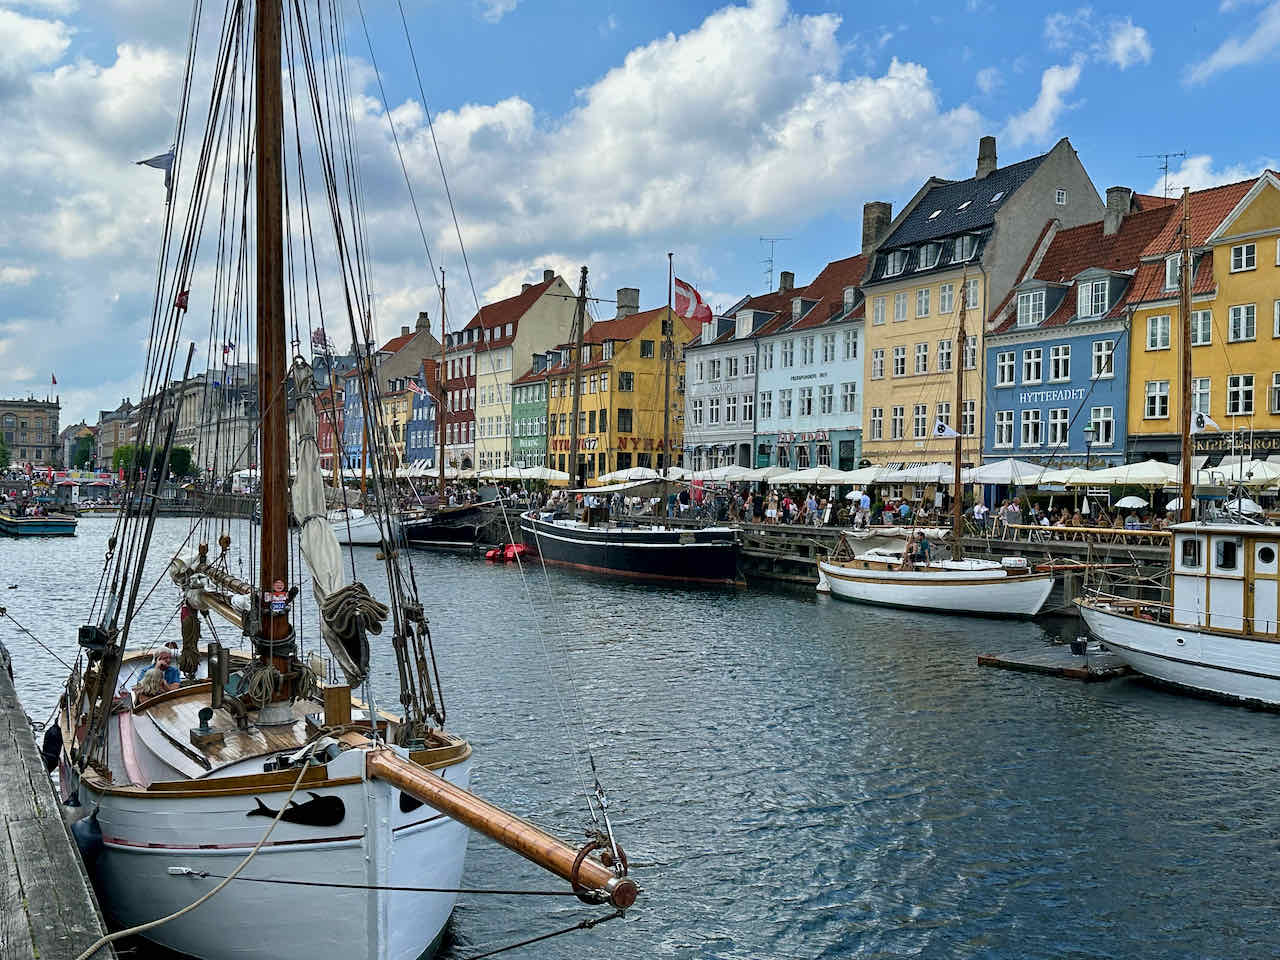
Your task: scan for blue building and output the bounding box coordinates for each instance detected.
[403,365,437,468]
[341,368,365,470]
[983,190,1178,469]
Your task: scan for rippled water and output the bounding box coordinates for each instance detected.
[3,517,1278,958]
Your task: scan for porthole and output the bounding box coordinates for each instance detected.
[1260,546,1276,565]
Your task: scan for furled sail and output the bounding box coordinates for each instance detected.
[292,360,378,683]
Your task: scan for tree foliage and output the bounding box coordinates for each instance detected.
[0,436,9,470]
[170,446,195,478]
[71,435,94,468]
[112,443,196,478]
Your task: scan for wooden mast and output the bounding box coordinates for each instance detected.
[1178,187,1194,523]
[567,267,587,488]
[438,267,447,501]
[254,0,291,662]
[952,284,967,562]
[663,253,673,504]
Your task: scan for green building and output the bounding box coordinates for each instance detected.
[512,364,549,468]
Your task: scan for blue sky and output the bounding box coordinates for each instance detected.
[0,0,1277,424]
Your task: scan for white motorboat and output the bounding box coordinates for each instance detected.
[329,506,396,546]
[1079,522,1280,706]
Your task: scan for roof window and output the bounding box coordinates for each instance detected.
[990,191,1004,203]
[956,200,971,211]
[928,209,942,220]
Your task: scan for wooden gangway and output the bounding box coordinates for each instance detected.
[0,640,114,959]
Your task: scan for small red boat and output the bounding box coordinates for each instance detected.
[485,542,528,563]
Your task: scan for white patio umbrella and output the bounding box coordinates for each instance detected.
[964,458,1056,485]
[1197,460,1280,487]
[767,466,852,485]
[697,465,753,482]
[598,466,662,483]
[742,465,793,481]
[836,465,887,485]
[877,462,954,484]
[1164,497,1198,513]
[1114,495,1149,509]
[1069,459,1180,486]
[517,466,570,482]
[662,466,690,481]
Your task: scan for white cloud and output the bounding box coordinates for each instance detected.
[1187,1,1280,84]
[0,0,988,421]
[0,266,36,285]
[478,0,518,23]
[1004,55,1084,146]
[1044,8,1090,49]
[1149,154,1275,196]
[1106,17,1153,68]
[975,66,1001,94]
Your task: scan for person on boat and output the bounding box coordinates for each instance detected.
[913,532,932,566]
[137,649,181,697]
[857,491,871,527]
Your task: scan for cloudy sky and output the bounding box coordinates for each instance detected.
[1,0,1277,425]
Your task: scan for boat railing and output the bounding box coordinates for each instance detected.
[1000,522,1172,546]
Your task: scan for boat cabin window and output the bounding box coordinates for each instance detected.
[1179,537,1203,570]
[1214,538,1240,572]
[1260,545,1277,566]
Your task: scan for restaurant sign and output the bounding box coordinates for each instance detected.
[778,431,829,443]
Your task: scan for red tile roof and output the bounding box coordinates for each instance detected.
[790,253,868,331]
[1142,177,1255,256]
[464,278,555,351]
[378,332,416,354]
[1133,193,1176,210]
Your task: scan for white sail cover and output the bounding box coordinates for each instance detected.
[292,361,365,683]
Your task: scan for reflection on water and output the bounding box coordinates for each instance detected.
[3,517,1277,958]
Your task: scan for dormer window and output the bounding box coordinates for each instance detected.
[602,341,613,360]
[954,234,978,261]
[884,249,908,276]
[792,297,803,319]
[504,322,513,337]
[1164,254,1181,290]
[917,243,941,271]
[1017,290,1045,327]
[1078,279,1108,318]
[843,286,856,309]
[990,191,1004,203]
[582,344,592,362]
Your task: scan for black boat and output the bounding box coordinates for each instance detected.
[402,502,483,548]
[519,511,741,586]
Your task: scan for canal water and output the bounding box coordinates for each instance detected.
[2,516,1276,958]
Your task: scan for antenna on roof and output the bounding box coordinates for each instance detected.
[1138,151,1188,199]
[759,236,789,291]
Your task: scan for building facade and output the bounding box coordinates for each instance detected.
[0,397,60,466]
[402,363,437,470]
[752,255,868,470]
[1126,173,1280,462]
[682,290,765,470]
[983,188,1177,468]
[860,136,1103,467]
[512,359,549,468]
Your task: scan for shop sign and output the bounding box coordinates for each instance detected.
[778,430,829,443]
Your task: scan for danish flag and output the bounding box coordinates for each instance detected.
[673,277,712,324]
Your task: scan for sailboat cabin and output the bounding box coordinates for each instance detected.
[1171,522,1280,635]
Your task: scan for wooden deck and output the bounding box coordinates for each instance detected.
[0,641,114,959]
[978,643,1132,682]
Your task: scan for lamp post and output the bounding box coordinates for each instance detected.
[1082,423,1095,517]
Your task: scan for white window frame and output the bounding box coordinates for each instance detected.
[843,329,856,360]
[937,338,953,372]
[1049,343,1070,382]
[1230,243,1256,273]
[1022,348,1043,385]
[890,406,905,440]
[894,292,908,322]
[1055,188,1067,205]
[1164,254,1181,290]
[691,399,703,427]
[1091,339,1115,379]
[1227,374,1255,415]
[885,250,907,276]
[1048,407,1070,447]
[726,355,738,378]
[1089,406,1115,447]
[962,399,976,436]
[870,407,883,440]
[939,283,954,315]
[916,288,931,318]
[1271,373,1280,415]
[1145,380,1170,419]
[1229,304,1256,342]
[798,386,813,416]
[1078,279,1108,318]
[917,244,940,271]
[994,410,1014,448]
[914,342,928,374]
[892,345,907,377]
[760,391,772,419]
[781,340,794,367]
[1020,409,1042,447]
[873,297,886,325]
[996,351,1015,386]
[1191,310,1212,346]
[762,342,774,370]
[780,389,792,418]
[871,348,885,379]
[743,393,754,422]
[840,381,856,414]
[913,403,928,439]
[956,236,978,262]
[1147,314,1171,351]
[1192,377,1211,416]
[822,333,836,363]
[965,277,981,310]
[819,384,833,415]
[1017,290,1045,327]
[801,336,815,364]
[964,336,977,370]
[708,397,720,425]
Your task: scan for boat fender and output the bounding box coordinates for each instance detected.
[71,811,103,866]
[815,568,831,594]
[40,724,63,773]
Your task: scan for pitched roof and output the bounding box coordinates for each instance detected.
[583,306,673,344]
[1133,192,1177,210]
[1142,178,1256,257]
[880,152,1050,250]
[464,277,556,351]
[988,205,1179,334]
[790,253,868,331]
[378,331,416,354]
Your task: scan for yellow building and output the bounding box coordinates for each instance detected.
[529,305,698,484]
[379,385,412,468]
[860,136,1103,466]
[1126,172,1280,461]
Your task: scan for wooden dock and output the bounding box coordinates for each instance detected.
[0,641,114,959]
[978,643,1132,682]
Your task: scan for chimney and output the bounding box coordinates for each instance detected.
[976,135,997,179]
[543,269,554,283]
[521,282,532,292]
[616,287,640,319]
[415,310,430,332]
[400,325,410,337]
[861,201,893,255]
[779,271,795,292]
[1103,186,1133,236]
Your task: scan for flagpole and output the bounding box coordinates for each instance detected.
[663,253,673,510]
[1178,187,1193,524]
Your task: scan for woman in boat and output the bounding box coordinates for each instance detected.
[136,649,181,699]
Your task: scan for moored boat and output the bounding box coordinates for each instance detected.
[402,502,483,548]
[0,512,77,536]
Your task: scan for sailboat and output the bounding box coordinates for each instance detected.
[816,281,1054,617]
[518,259,741,586]
[1079,190,1280,706]
[52,3,636,958]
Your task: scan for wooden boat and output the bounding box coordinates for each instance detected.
[0,513,77,536]
[402,503,483,548]
[52,4,637,957]
[816,283,1051,618]
[328,506,397,546]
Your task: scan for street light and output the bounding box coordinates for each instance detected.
[1082,423,1095,518]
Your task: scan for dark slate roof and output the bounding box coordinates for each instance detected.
[879,152,1049,250]
[865,229,991,284]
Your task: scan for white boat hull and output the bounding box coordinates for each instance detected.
[818,559,1053,617]
[79,747,473,960]
[1079,602,1280,707]
[330,509,397,546]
